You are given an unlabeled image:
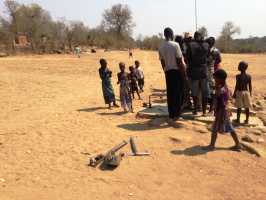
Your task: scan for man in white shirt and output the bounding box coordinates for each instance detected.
[135,60,145,92]
[159,27,187,122]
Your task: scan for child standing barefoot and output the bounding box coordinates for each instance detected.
[233,61,252,124]
[203,69,241,151]
[135,60,145,92]
[129,66,141,100]
[98,59,119,109]
[117,62,133,113]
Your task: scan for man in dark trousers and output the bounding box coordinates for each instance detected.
[186,31,210,116]
[159,27,187,125]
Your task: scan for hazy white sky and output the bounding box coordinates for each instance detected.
[1,0,266,38]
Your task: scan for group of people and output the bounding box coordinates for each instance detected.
[98,26,253,152]
[159,27,252,151]
[99,59,145,112]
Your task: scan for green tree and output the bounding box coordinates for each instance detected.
[217,21,241,52]
[65,21,89,50]
[101,4,135,38]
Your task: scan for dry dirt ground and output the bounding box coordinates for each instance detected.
[0,50,266,200]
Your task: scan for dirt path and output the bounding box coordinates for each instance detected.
[0,51,266,200]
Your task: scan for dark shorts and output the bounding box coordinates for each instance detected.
[212,120,235,133]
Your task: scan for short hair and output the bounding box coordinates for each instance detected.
[164,27,174,39]
[99,58,106,65]
[194,31,203,41]
[206,37,215,46]
[213,69,227,80]
[119,62,125,68]
[175,35,183,44]
[238,61,248,71]
[135,60,140,65]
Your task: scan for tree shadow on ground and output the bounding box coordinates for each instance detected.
[77,107,106,112]
[171,145,230,157]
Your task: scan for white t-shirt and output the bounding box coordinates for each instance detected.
[135,67,144,79]
[159,40,182,72]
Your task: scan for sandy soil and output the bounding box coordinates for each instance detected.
[0,50,266,200]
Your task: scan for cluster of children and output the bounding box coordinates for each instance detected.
[99,59,144,113]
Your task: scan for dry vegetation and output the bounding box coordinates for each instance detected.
[0,50,266,200]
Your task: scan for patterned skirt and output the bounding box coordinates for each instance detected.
[212,109,235,133]
[120,83,132,110]
[102,80,115,104]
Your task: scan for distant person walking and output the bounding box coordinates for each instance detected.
[98,59,119,109]
[129,49,133,59]
[187,31,210,116]
[159,27,187,123]
[74,46,81,58]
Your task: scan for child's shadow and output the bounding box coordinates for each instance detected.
[77,107,106,112]
[98,111,127,116]
[171,145,229,157]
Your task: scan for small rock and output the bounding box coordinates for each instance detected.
[192,121,206,126]
[253,104,264,111]
[169,137,182,143]
[0,178,5,183]
[257,127,266,134]
[247,128,263,136]
[207,124,213,131]
[26,150,31,154]
[194,127,208,134]
[257,138,265,144]
[0,53,8,57]
[242,135,255,143]
[128,193,134,196]
[257,113,266,126]
[256,101,262,106]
